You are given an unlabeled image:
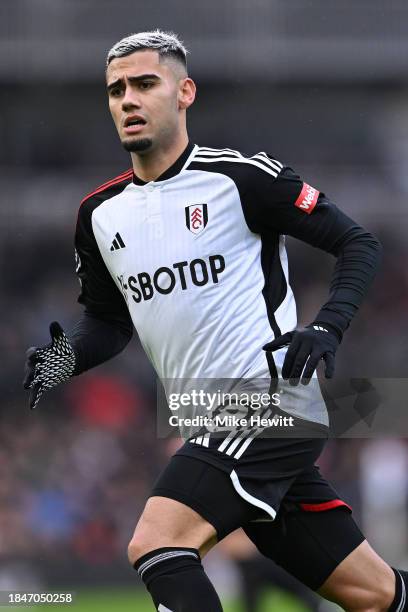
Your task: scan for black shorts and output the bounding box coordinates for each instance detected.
[151,437,365,590]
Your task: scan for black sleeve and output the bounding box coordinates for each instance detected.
[68,311,132,375]
[243,163,382,339]
[71,200,133,374]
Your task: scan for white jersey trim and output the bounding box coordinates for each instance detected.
[192,147,283,179]
[195,146,241,155]
[195,147,283,170]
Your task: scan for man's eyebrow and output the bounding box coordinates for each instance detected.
[107,74,161,91]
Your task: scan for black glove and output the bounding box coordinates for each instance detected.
[263,324,340,386]
[23,322,76,409]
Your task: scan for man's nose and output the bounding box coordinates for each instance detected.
[122,87,141,111]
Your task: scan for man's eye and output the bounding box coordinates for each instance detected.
[140,81,153,90]
[111,88,122,97]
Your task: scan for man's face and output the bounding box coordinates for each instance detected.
[106,50,188,153]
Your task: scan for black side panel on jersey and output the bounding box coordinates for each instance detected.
[75,178,133,332]
[260,232,286,338]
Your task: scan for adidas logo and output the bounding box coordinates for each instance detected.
[313,325,328,333]
[110,232,126,251]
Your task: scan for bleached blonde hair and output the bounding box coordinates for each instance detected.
[107,29,188,70]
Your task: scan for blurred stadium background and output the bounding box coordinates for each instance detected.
[1,1,408,610]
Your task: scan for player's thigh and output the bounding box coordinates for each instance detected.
[243,507,365,593]
[318,539,395,610]
[130,495,218,559]
[129,454,257,562]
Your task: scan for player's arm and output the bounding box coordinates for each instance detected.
[243,162,382,384]
[23,200,133,409]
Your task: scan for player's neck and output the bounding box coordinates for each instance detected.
[131,135,189,183]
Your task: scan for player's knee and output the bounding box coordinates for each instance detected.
[127,527,189,566]
[354,586,393,612]
[335,577,394,612]
[370,577,395,612]
[127,533,157,566]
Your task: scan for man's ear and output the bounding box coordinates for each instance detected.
[178,78,196,110]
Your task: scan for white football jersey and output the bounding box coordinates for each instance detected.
[75,143,341,426]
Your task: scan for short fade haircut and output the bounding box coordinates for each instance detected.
[106,29,188,71]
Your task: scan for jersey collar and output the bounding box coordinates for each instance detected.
[132,141,195,185]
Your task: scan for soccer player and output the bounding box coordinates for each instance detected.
[24,30,406,612]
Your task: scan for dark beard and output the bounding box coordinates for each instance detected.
[122,137,153,153]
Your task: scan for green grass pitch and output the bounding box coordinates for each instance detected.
[3,588,313,611]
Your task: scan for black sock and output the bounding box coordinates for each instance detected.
[134,547,223,612]
[389,568,408,611]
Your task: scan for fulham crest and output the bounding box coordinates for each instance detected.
[185,204,208,234]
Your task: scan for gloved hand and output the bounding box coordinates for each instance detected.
[263,324,340,386]
[23,322,76,409]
